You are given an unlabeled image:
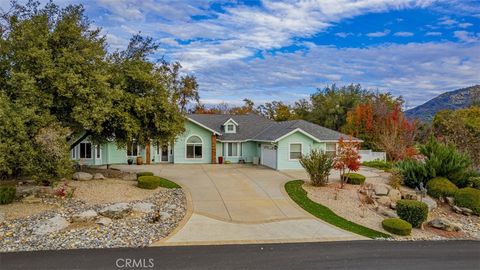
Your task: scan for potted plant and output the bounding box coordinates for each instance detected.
[136,156,143,165]
[127,158,134,165]
[218,156,223,164]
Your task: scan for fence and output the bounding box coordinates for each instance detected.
[359,149,386,162]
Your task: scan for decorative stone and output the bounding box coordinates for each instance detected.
[374,185,389,196]
[378,207,398,218]
[390,202,397,210]
[421,196,437,211]
[452,205,463,213]
[377,196,391,206]
[402,192,417,200]
[428,218,462,232]
[388,189,402,202]
[96,217,112,226]
[72,172,93,181]
[99,203,132,219]
[22,195,42,204]
[131,202,155,214]
[33,215,69,235]
[71,210,97,222]
[460,207,473,216]
[160,211,172,220]
[446,197,455,206]
[93,173,106,180]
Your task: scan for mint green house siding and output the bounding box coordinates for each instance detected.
[241,141,258,163]
[276,132,326,170]
[173,120,213,164]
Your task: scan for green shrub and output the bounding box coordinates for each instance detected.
[0,186,16,204]
[467,177,480,189]
[299,149,334,186]
[381,218,412,236]
[136,172,154,179]
[344,173,366,185]
[362,160,393,171]
[396,159,428,188]
[396,200,428,228]
[396,137,473,188]
[158,178,181,189]
[454,188,480,215]
[137,176,160,189]
[426,177,458,198]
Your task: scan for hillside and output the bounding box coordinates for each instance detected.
[405,85,480,121]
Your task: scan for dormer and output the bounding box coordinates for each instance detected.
[223,118,238,134]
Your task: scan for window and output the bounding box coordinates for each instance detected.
[127,141,138,156]
[226,142,241,157]
[186,135,202,159]
[227,124,234,131]
[80,142,92,159]
[71,147,76,159]
[326,143,336,156]
[289,143,302,160]
[96,145,101,159]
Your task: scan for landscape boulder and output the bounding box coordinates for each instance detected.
[99,203,132,219]
[377,196,392,206]
[71,210,98,222]
[93,173,106,180]
[421,196,437,211]
[131,202,155,214]
[33,215,69,235]
[378,207,398,218]
[428,218,461,232]
[374,185,389,196]
[446,197,455,206]
[72,172,93,181]
[388,189,402,202]
[96,217,112,226]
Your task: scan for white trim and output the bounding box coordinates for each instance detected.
[95,145,102,160]
[288,142,303,161]
[187,117,221,135]
[71,146,77,160]
[185,134,203,160]
[274,128,322,143]
[319,139,364,143]
[222,118,239,126]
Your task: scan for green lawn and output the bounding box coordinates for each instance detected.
[158,178,182,189]
[285,180,390,239]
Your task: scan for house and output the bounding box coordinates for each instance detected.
[71,114,361,170]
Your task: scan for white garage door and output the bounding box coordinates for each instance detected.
[261,144,277,169]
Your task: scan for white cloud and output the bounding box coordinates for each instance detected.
[394,31,414,37]
[335,32,353,38]
[367,29,391,37]
[454,31,480,43]
[458,22,473,28]
[425,31,442,36]
[438,16,458,26]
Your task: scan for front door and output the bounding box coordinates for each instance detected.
[161,146,169,162]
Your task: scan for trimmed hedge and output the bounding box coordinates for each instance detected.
[345,173,366,185]
[396,200,428,228]
[136,172,154,179]
[362,160,393,171]
[382,218,412,236]
[137,176,160,189]
[158,178,181,189]
[0,186,16,204]
[426,177,458,198]
[454,188,480,215]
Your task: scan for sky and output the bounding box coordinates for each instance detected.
[1,0,479,108]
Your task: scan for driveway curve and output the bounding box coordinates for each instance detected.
[114,164,365,245]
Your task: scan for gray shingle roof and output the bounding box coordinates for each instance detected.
[187,114,359,142]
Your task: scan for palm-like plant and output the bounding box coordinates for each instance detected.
[299,149,334,186]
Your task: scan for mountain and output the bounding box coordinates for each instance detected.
[405,85,480,122]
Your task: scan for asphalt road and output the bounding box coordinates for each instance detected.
[1,240,479,270]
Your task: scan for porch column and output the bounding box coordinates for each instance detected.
[211,134,217,164]
[145,141,151,165]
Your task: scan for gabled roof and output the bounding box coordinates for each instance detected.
[187,114,361,142]
[222,118,239,126]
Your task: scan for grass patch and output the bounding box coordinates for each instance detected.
[285,180,390,239]
[362,160,393,171]
[158,178,181,189]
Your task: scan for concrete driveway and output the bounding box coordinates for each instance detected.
[114,164,365,245]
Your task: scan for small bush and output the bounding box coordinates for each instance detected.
[299,149,334,186]
[382,218,412,236]
[454,188,480,215]
[158,178,181,189]
[0,186,16,204]
[426,177,458,199]
[388,169,403,190]
[137,176,160,189]
[344,173,366,185]
[396,200,428,228]
[467,177,480,190]
[136,172,154,179]
[362,160,393,171]
[396,159,428,188]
